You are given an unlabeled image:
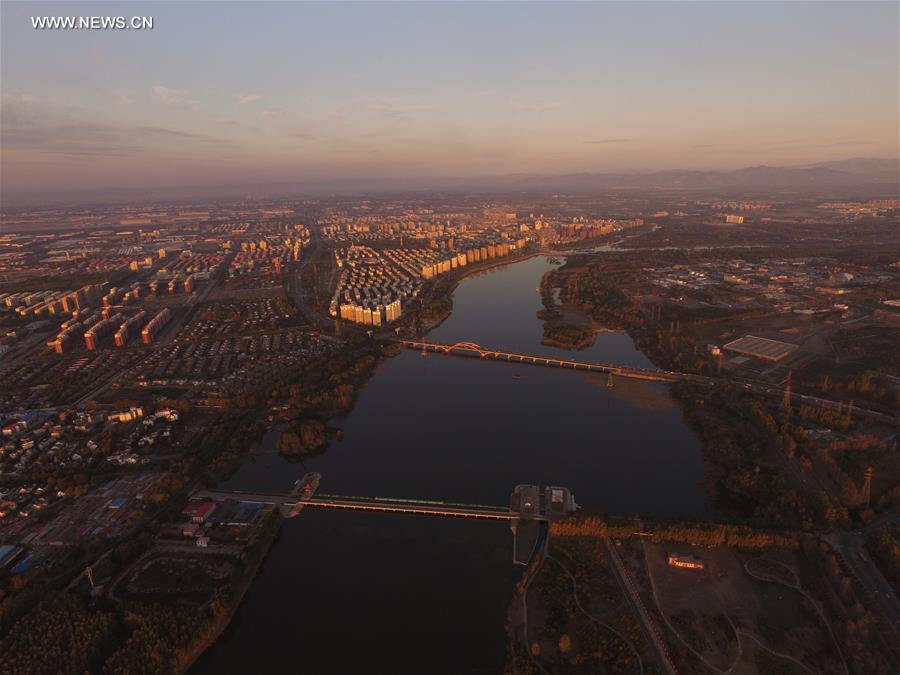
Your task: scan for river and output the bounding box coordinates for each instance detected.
[193,255,708,675]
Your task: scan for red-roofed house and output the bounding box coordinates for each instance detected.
[181,501,216,523]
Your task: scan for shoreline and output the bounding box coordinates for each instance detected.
[180,510,284,674]
[417,250,542,335]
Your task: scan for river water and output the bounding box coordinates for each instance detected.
[193,255,708,675]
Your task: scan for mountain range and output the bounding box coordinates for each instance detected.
[3,159,897,209]
[497,158,899,192]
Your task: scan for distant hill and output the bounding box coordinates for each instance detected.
[501,159,899,192]
[804,157,899,178]
[3,158,897,209]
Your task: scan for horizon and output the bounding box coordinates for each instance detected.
[3,155,899,211]
[2,1,899,204]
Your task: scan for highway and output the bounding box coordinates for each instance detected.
[824,526,900,650]
[289,228,335,331]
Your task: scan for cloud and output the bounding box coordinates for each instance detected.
[114,91,136,109]
[515,100,564,113]
[261,107,284,118]
[780,139,872,150]
[211,116,241,126]
[6,93,36,104]
[343,95,477,122]
[2,96,222,159]
[584,138,631,144]
[136,126,218,140]
[237,94,262,105]
[152,85,197,108]
[367,99,446,115]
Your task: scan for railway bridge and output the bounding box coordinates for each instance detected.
[192,480,575,565]
[193,479,576,524]
[193,490,529,521]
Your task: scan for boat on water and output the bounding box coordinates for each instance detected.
[294,472,322,497]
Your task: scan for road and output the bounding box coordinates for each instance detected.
[749,381,900,427]
[605,538,679,674]
[288,227,335,330]
[823,528,900,649]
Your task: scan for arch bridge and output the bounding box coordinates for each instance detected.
[398,339,704,384]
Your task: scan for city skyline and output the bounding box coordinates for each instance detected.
[2,1,898,201]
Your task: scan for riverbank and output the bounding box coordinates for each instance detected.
[417,250,541,334]
[181,510,283,673]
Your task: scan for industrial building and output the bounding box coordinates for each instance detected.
[722,335,799,362]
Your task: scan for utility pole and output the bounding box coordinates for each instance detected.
[781,370,792,415]
[861,466,873,508]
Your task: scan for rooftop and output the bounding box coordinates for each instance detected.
[723,335,799,362]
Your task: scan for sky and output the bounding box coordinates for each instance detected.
[1,1,898,199]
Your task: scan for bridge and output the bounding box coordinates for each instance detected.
[193,480,576,523]
[398,339,710,385]
[396,339,900,426]
[192,480,575,566]
[193,490,528,521]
